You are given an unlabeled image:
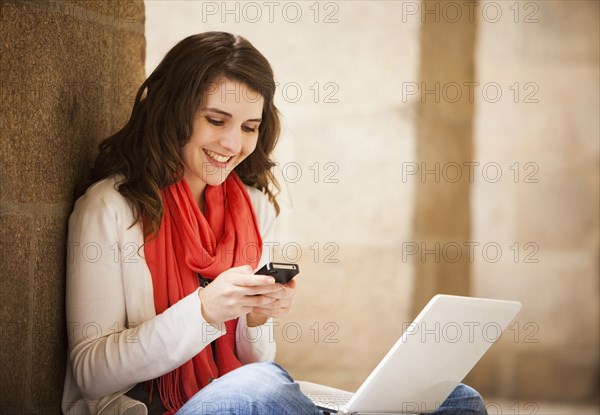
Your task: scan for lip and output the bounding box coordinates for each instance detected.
[203,148,233,168]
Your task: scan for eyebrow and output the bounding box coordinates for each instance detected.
[204,107,262,123]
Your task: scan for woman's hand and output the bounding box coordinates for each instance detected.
[197,265,281,325]
[247,278,297,326]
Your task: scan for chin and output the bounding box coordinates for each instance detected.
[203,171,232,186]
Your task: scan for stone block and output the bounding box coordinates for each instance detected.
[512,348,600,402]
[0,2,112,204]
[516,1,599,62]
[464,346,504,399]
[473,250,599,348]
[30,214,68,411]
[0,214,33,413]
[110,29,146,132]
[276,110,415,247]
[516,169,598,251]
[71,0,145,27]
[0,1,145,205]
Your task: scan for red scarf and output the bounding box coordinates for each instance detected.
[143,172,263,413]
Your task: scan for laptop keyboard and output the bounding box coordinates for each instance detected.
[305,391,355,410]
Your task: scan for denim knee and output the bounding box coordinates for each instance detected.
[232,362,316,414]
[177,362,320,415]
[429,383,487,415]
[234,362,292,392]
[448,384,487,415]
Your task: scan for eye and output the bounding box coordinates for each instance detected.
[206,117,224,126]
[242,125,258,133]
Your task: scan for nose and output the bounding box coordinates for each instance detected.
[219,125,242,155]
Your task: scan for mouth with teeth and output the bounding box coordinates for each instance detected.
[203,148,233,166]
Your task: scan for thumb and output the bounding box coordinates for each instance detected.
[232,264,253,274]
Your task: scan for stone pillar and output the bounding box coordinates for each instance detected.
[411,1,477,315]
[0,1,145,412]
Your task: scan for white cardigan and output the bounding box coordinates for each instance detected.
[62,176,277,415]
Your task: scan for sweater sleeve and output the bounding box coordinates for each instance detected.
[65,185,225,400]
[235,186,278,363]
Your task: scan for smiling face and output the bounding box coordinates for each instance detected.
[181,77,265,201]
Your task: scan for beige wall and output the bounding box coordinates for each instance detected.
[0,1,145,412]
[468,0,600,403]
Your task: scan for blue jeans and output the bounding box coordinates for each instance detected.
[177,362,487,415]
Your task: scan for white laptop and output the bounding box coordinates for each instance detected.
[298,294,522,414]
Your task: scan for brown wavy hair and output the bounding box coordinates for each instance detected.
[79,32,281,239]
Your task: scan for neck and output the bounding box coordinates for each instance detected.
[183,173,207,212]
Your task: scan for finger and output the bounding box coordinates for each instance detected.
[252,297,294,311]
[228,264,254,275]
[251,298,280,310]
[241,284,285,296]
[260,289,288,300]
[252,306,291,318]
[214,265,253,283]
[261,283,295,300]
[241,294,278,308]
[235,273,276,287]
[250,306,276,317]
[271,279,296,299]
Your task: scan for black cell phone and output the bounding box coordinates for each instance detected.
[254,262,299,284]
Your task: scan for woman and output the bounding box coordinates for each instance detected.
[62,32,487,415]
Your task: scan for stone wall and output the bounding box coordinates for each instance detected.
[0,1,145,412]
